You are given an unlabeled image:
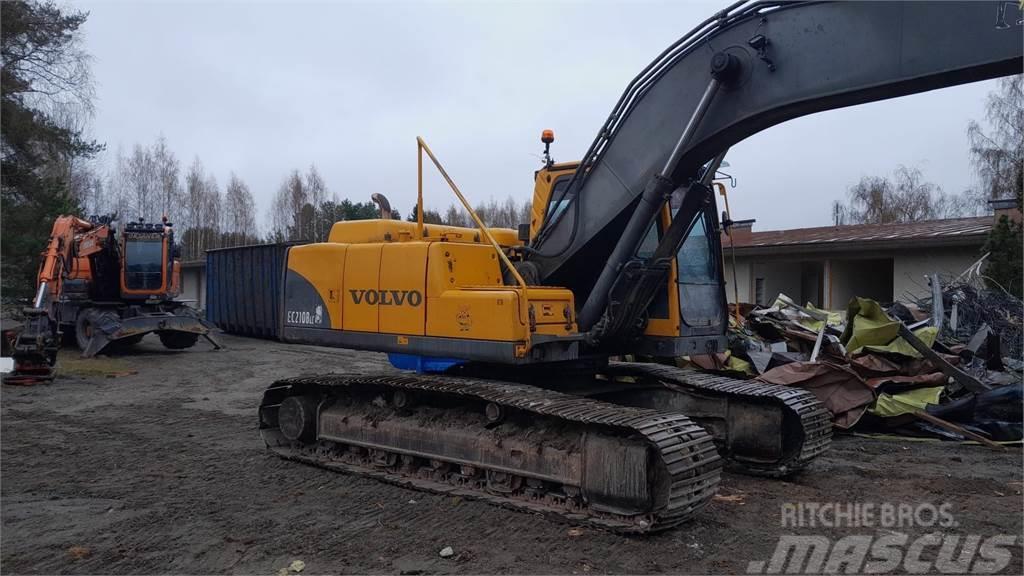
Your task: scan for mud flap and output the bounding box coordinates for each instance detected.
[82,314,222,358]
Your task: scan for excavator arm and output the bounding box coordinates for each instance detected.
[36,216,97,312]
[528,1,1023,341]
[2,216,94,383]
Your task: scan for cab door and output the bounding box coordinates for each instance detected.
[674,205,726,336]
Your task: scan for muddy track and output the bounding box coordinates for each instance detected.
[261,374,722,533]
[2,333,1021,574]
[605,362,832,476]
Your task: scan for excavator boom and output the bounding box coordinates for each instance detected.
[530,1,1023,332]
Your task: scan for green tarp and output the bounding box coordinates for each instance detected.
[869,386,944,417]
[861,327,938,358]
[841,297,937,358]
[798,303,845,332]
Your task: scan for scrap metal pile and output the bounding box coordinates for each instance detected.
[679,282,1022,446]
[905,279,1023,362]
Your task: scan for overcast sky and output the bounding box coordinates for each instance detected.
[78,0,1000,233]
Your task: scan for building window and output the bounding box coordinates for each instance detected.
[755,277,766,306]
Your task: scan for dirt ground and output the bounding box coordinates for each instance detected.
[2,333,1021,575]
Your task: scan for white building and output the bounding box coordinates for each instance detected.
[721,215,999,309]
[178,260,207,311]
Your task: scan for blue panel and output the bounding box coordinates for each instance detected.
[388,353,463,374]
[206,242,301,339]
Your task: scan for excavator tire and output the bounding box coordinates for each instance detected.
[74,309,101,351]
[158,331,199,350]
[77,309,144,353]
[260,373,723,534]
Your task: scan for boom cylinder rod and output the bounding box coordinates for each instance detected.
[578,76,721,331]
[661,77,721,177]
[33,282,48,309]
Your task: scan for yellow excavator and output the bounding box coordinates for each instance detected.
[258,1,1022,533]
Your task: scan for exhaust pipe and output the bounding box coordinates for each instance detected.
[371,193,393,220]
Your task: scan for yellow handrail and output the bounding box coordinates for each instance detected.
[416,137,532,333]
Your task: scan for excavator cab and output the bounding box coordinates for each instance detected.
[119,219,180,300]
[529,149,728,358]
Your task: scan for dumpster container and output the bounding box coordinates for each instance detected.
[206,243,301,339]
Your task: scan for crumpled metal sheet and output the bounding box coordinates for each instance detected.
[848,353,903,377]
[756,361,874,429]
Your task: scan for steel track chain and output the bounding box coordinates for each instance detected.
[606,362,832,476]
[260,372,722,533]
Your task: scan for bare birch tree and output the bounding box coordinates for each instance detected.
[306,165,326,240]
[182,157,206,258]
[124,143,156,220]
[834,165,983,225]
[223,172,257,245]
[152,135,182,224]
[203,173,222,239]
[444,204,469,227]
[968,74,1023,203]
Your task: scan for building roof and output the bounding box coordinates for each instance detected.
[726,216,992,255]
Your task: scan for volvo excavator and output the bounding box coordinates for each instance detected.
[2,214,220,384]
[258,1,1022,533]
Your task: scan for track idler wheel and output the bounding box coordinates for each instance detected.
[278,396,319,442]
[484,402,505,423]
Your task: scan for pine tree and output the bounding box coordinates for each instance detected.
[1,1,103,296]
[982,214,1023,298]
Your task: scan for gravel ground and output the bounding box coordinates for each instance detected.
[2,333,1021,574]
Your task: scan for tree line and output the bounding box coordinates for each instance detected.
[72,138,261,261]
[266,164,532,243]
[73,139,536,259]
[407,197,532,230]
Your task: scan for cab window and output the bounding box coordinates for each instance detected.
[125,239,164,290]
[677,210,722,328]
[544,176,575,223]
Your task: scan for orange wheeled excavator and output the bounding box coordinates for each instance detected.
[1,214,220,384]
[254,0,1021,532]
